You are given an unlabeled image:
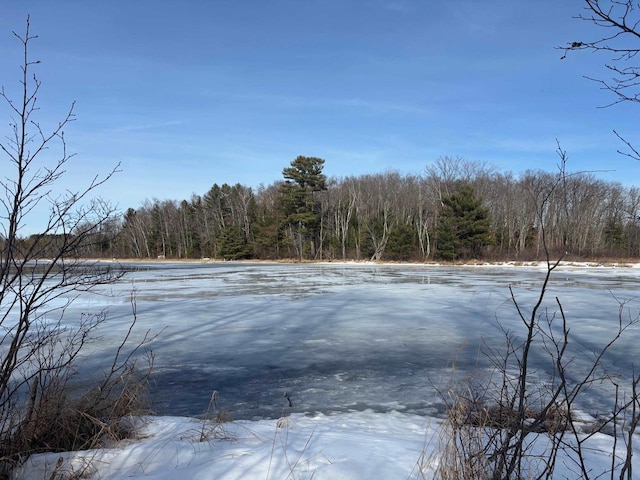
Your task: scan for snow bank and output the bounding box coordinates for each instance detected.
[13,412,436,479]
[12,411,639,479]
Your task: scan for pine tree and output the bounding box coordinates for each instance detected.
[279,156,327,259]
[436,184,493,260]
[218,225,251,260]
[385,223,417,260]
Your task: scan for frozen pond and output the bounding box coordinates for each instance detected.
[48,262,640,420]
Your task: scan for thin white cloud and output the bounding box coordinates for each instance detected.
[108,120,185,134]
[204,91,433,116]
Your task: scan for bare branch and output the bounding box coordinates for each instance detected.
[561,1,640,107]
[0,17,147,473]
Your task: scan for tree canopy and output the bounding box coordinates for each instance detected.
[282,156,327,190]
[20,156,640,263]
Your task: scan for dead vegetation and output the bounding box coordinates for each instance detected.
[432,148,640,479]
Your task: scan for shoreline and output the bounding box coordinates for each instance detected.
[92,257,640,269]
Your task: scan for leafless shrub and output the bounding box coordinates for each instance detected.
[3,358,150,457]
[0,18,153,478]
[434,148,640,479]
[0,294,154,476]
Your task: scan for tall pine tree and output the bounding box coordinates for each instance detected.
[279,156,327,259]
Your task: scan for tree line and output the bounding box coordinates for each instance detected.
[21,154,640,262]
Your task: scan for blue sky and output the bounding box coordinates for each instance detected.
[0,1,638,232]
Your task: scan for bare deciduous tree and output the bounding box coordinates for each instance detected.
[435,148,640,480]
[0,17,149,474]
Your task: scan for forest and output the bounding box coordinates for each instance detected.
[27,153,634,263]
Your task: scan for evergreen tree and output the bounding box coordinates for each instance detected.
[218,225,252,260]
[385,223,417,260]
[435,216,457,260]
[282,156,327,190]
[603,220,625,254]
[279,156,327,259]
[436,184,493,260]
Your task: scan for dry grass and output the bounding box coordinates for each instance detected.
[431,382,573,480]
[194,390,233,443]
[449,399,570,435]
[0,365,151,478]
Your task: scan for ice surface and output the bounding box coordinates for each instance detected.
[24,262,640,420]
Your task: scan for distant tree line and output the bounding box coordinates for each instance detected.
[13,155,640,262]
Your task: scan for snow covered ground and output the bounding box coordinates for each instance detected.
[13,410,640,479]
[10,262,640,478]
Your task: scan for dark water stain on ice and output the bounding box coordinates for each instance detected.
[149,358,455,419]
